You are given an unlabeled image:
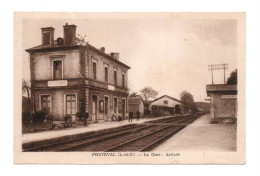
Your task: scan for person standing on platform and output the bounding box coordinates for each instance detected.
[129,111,133,122]
[136,111,140,121]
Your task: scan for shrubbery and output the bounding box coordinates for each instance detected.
[76,112,89,120]
[32,110,47,125]
[64,115,72,127]
[22,112,31,125]
[76,112,89,126]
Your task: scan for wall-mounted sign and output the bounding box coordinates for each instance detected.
[108,85,115,91]
[221,95,237,99]
[48,80,68,87]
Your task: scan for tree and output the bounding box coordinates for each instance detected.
[22,79,31,99]
[140,87,158,101]
[22,79,32,115]
[180,91,197,112]
[129,92,138,97]
[227,69,237,85]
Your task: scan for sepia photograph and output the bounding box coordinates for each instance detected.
[14,12,245,164]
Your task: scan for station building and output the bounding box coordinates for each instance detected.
[206,84,237,124]
[26,23,130,123]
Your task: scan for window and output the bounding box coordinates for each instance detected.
[114,98,118,114]
[122,74,125,88]
[53,60,62,80]
[66,94,76,118]
[164,100,168,105]
[105,97,109,115]
[41,95,51,114]
[93,62,97,80]
[114,70,117,86]
[105,66,108,82]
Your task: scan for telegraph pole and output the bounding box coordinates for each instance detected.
[208,63,228,84]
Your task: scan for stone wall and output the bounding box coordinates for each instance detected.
[34,88,81,120]
[212,94,237,119]
[87,88,128,123]
[86,49,128,88]
[34,50,80,80]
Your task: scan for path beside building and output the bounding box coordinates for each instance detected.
[22,116,170,144]
[153,114,237,152]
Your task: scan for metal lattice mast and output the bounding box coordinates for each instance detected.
[208,63,228,84]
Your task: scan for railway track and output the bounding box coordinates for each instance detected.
[23,113,203,152]
[106,115,199,152]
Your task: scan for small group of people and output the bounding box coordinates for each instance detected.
[128,111,141,122]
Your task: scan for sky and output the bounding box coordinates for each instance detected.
[22,13,238,102]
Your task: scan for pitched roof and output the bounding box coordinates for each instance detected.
[128,96,143,105]
[149,95,183,104]
[26,43,131,69]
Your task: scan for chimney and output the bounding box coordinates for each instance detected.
[100,47,105,53]
[41,27,55,45]
[110,52,120,60]
[63,23,77,45]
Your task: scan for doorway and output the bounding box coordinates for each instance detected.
[66,94,76,121]
[113,98,118,116]
[92,95,98,123]
[122,99,126,118]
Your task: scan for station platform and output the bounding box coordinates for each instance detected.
[153,114,237,152]
[22,115,171,144]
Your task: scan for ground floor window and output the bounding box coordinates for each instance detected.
[105,97,109,115]
[40,95,50,114]
[113,98,118,114]
[66,94,76,120]
[122,98,126,118]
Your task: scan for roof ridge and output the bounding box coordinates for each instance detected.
[149,94,183,104]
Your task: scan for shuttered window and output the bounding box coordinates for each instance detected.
[114,70,117,86]
[93,62,97,80]
[105,66,108,82]
[53,60,62,80]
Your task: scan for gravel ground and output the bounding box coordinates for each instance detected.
[153,114,237,152]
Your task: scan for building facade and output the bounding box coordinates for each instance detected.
[148,95,183,114]
[26,23,130,123]
[128,96,144,118]
[206,84,237,124]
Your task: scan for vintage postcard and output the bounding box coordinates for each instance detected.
[14,12,245,164]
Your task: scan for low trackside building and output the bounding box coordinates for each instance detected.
[206,84,237,124]
[148,95,184,115]
[26,23,130,124]
[128,96,144,118]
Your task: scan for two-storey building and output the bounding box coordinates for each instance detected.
[26,23,130,123]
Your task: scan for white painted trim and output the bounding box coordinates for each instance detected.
[39,94,52,113]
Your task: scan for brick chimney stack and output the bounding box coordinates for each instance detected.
[41,27,55,45]
[101,47,105,53]
[110,52,120,60]
[63,23,77,45]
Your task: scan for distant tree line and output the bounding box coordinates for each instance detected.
[227,69,237,85]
